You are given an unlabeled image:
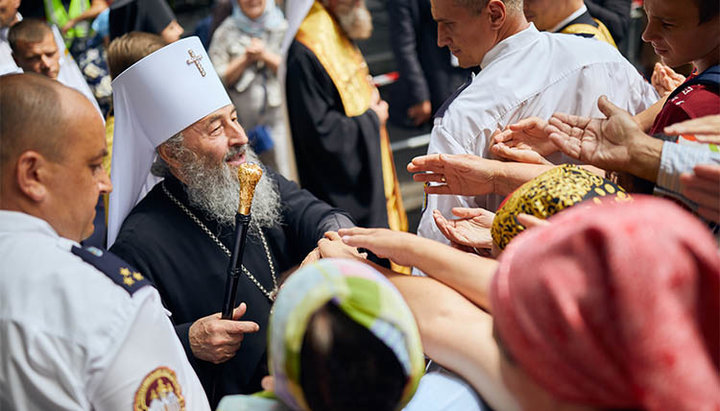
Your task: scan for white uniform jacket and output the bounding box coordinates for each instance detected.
[0,211,209,410]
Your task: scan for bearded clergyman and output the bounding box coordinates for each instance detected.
[281,0,407,232]
[106,37,356,407]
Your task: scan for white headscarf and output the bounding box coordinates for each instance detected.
[108,36,231,246]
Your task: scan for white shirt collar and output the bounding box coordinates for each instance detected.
[480,23,539,70]
[0,210,60,238]
[549,4,588,33]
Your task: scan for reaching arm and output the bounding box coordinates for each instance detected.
[409,154,554,197]
[338,227,497,310]
[386,275,520,411]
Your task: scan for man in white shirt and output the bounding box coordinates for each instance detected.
[417,0,657,244]
[8,18,102,116]
[0,73,209,410]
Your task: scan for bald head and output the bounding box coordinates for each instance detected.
[0,74,91,168]
[1,73,110,241]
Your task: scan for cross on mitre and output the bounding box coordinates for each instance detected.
[186,49,206,77]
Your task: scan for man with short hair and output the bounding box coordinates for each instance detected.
[0,73,209,410]
[107,37,357,406]
[282,0,407,233]
[416,0,657,244]
[9,18,60,78]
[8,18,102,115]
[525,0,617,46]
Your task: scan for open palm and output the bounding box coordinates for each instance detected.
[433,208,494,250]
[492,117,557,156]
[547,96,643,172]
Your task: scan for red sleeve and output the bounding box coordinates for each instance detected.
[649,85,720,135]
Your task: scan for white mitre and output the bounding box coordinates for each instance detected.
[108,36,231,246]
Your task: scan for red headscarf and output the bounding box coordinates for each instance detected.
[491,196,720,410]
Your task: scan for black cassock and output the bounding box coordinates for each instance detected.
[110,171,352,407]
[285,39,389,229]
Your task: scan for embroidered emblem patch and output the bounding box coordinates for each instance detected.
[133,367,185,411]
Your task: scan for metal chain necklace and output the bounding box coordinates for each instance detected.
[162,183,279,302]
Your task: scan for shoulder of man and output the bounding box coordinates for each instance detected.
[71,245,151,295]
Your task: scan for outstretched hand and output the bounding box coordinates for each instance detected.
[408,154,501,196]
[547,95,649,174]
[433,208,495,251]
[317,231,367,260]
[665,115,720,144]
[338,227,421,267]
[491,117,557,156]
[681,164,720,223]
[651,62,686,97]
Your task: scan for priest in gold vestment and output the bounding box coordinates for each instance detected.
[282,0,407,232]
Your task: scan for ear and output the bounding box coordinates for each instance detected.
[157,143,182,173]
[15,151,49,203]
[487,0,507,30]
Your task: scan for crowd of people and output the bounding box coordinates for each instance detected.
[1,0,718,410]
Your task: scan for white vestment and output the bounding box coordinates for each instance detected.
[418,24,658,244]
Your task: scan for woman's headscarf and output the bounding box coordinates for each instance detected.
[491,196,720,410]
[492,164,629,250]
[231,0,286,37]
[268,258,425,411]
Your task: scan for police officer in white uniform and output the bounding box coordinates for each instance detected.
[0,73,210,410]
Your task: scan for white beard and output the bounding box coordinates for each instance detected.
[179,145,282,233]
[335,4,373,40]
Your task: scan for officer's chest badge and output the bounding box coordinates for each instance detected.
[134,366,185,410]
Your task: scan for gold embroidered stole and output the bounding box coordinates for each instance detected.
[296,2,409,249]
[562,18,617,48]
[296,1,373,117]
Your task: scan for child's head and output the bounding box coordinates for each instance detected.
[642,0,719,71]
[268,259,425,411]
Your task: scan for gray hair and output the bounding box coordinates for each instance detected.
[151,131,185,177]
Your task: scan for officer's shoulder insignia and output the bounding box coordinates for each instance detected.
[134,366,186,411]
[71,246,150,295]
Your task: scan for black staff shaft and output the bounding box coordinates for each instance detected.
[221,213,251,319]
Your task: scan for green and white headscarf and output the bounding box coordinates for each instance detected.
[269,258,425,411]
